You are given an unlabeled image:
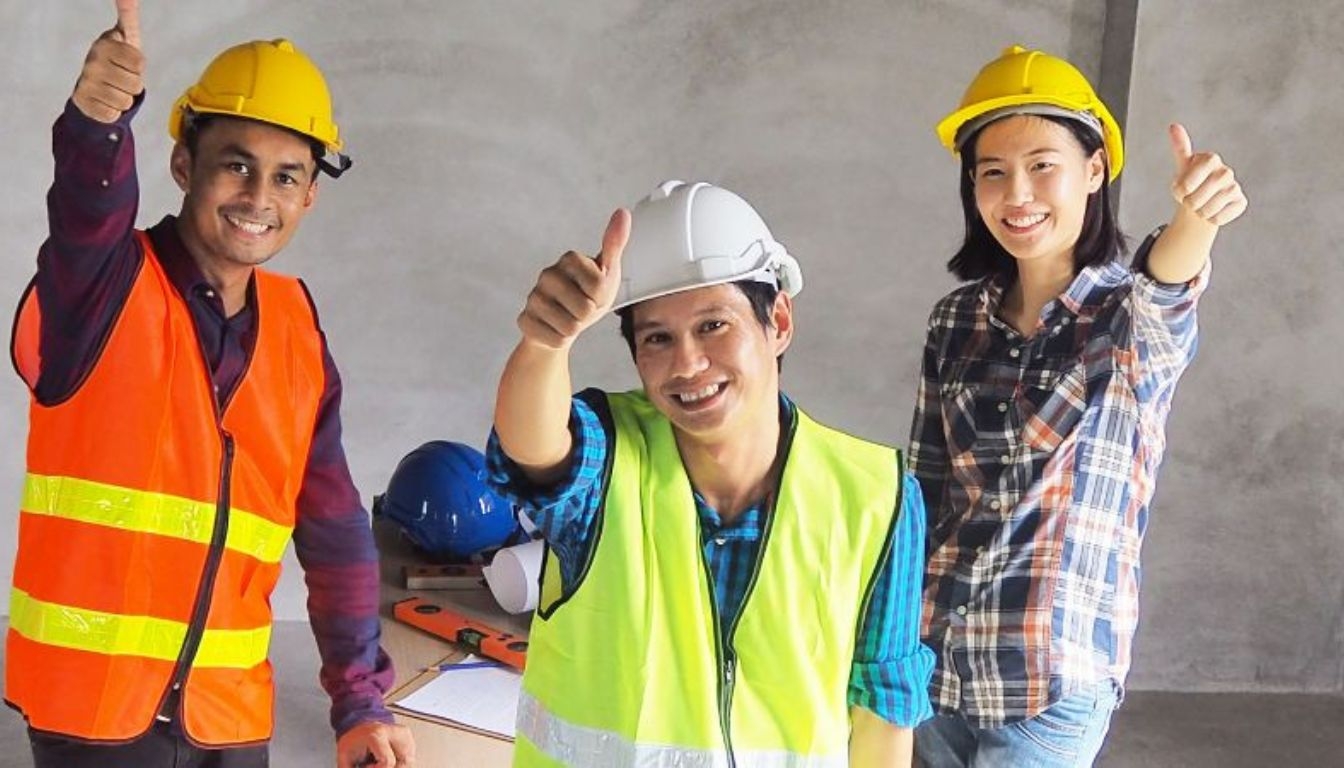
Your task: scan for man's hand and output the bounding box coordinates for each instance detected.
[516,208,631,350]
[72,0,145,123]
[335,720,415,768]
[1168,123,1247,227]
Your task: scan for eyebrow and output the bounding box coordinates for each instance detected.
[219,144,313,176]
[975,147,1063,166]
[632,304,734,334]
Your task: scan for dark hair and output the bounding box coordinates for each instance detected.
[946,114,1127,283]
[179,111,325,172]
[616,280,784,369]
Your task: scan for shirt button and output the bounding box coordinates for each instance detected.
[204,290,215,298]
[107,131,120,143]
[955,605,968,616]
[1060,317,1072,326]
[1008,348,1021,358]
[713,537,726,546]
[99,179,110,188]
[989,499,1002,511]
[997,402,1009,413]
[999,454,1012,464]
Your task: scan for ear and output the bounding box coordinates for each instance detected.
[769,291,795,357]
[1086,148,1106,194]
[303,179,319,210]
[169,144,192,192]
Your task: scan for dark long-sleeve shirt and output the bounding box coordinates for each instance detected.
[28,96,394,736]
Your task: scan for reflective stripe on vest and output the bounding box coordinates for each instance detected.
[9,588,271,669]
[517,389,900,767]
[516,689,848,768]
[22,473,291,564]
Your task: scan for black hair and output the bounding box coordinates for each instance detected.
[179,111,325,175]
[946,114,1128,283]
[616,280,785,370]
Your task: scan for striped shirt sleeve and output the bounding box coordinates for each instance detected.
[847,471,935,727]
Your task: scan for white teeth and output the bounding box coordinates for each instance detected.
[1006,213,1047,228]
[676,383,722,404]
[226,215,270,235]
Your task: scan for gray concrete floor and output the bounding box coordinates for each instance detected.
[0,620,1339,767]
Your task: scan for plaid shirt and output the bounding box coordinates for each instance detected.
[486,392,934,727]
[909,245,1208,728]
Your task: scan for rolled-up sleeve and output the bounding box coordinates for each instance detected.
[847,471,935,727]
[1129,228,1210,401]
[484,397,608,591]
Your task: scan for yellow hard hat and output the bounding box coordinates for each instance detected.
[936,45,1124,180]
[169,39,351,175]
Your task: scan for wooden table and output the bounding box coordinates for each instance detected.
[375,518,530,766]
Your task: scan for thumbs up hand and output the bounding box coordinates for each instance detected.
[517,209,632,350]
[72,0,145,123]
[1168,123,1247,227]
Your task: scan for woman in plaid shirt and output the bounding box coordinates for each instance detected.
[908,46,1247,767]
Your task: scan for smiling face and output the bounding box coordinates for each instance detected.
[170,117,319,280]
[970,114,1106,272]
[629,283,793,446]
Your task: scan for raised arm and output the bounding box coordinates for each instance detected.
[1143,123,1248,284]
[28,0,148,401]
[494,209,630,484]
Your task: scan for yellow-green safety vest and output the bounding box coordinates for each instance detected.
[515,390,903,767]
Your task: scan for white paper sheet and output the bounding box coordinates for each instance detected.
[392,655,522,739]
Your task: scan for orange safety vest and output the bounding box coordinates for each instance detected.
[6,231,324,746]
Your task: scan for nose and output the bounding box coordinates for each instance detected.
[1006,169,1034,205]
[669,335,710,378]
[239,173,272,209]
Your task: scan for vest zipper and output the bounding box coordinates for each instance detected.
[154,275,257,725]
[155,429,235,723]
[719,653,738,768]
[708,408,792,766]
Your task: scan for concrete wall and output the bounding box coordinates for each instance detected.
[0,0,1336,694]
[1120,0,1344,693]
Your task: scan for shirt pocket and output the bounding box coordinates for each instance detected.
[1021,364,1088,454]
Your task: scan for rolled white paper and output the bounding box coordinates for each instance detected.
[483,538,545,613]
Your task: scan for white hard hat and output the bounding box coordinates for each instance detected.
[612,181,803,311]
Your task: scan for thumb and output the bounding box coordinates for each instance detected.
[596,208,631,275]
[1168,122,1193,170]
[115,0,141,49]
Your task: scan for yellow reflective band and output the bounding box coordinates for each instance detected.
[9,588,271,669]
[223,507,292,563]
[23,473,291,564]
[193,624,274,669]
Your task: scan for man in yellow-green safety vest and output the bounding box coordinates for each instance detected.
[487,181,935,766]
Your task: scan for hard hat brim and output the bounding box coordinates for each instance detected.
[936,95,1125,181]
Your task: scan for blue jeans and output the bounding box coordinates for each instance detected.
[915,682,1119,767]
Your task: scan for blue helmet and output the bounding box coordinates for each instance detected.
[374,441,521,561]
